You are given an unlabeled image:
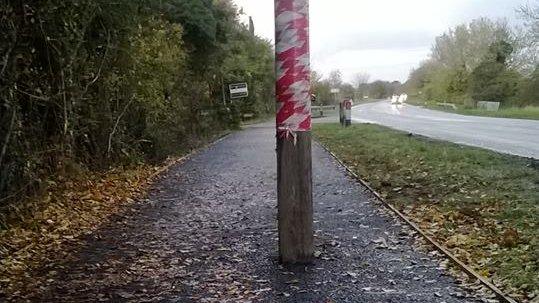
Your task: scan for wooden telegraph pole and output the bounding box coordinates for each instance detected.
[275,0,313,264]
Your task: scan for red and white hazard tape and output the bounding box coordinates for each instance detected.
[275,0,311,139]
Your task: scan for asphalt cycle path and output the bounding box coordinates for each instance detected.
[352,101,539,159]
[28,123,492,302]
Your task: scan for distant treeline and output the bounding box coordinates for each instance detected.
[0,0,274,208]
[311,70,402,104]
[405,11,538,107]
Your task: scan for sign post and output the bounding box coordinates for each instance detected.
[229,83,249,99]
[275,0,313,264]
[339,101,344,126]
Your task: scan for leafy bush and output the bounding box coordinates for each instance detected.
[0,0,274,213]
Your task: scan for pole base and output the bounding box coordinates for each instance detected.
[277,131,314,264]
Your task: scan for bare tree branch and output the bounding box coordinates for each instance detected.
[0,109,16,169]
[1,20,16,78]
[15,88,51,101]
[0,46,13,79]
[81,26,111,98]
[107,98,135,157]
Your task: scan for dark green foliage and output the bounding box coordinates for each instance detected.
[162,0,218,46]
[160,0,231,69]
[489,40,514,64]
[469,62,519,103]
[369,80,400,99]
[369,81,389,99]
[0,0,274,210]
[516,66,539,106]
[446,68,469,97]
[469,41,520,103]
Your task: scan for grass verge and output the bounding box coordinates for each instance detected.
[410,100,539,120]
[314,123,538,302]
[455,106,539,120]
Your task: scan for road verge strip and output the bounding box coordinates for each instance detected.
[315,139,518,303]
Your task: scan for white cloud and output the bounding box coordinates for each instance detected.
[233,0,526,82]
[316,47,431,82]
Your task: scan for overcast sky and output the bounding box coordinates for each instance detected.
[233,0,529,83]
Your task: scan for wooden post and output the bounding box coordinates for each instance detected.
[277,133,313,263]
[275,0,313,264]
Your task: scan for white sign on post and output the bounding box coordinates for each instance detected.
[229,83,249,99]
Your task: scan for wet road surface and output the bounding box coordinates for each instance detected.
[29,124,490,302]
[353,101,539,159]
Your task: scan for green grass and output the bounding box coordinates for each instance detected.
[410,100,539,120]
[314,123,539,300]
[455,106,539,120]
